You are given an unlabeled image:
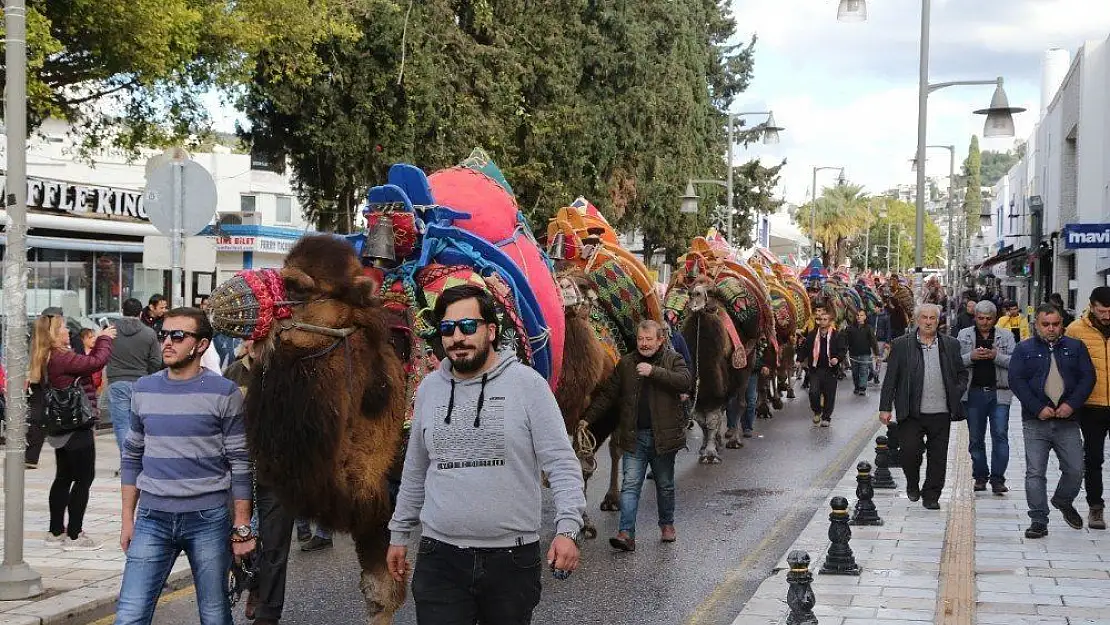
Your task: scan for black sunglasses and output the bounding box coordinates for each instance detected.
[157,329,200,343]
[438,318,485,337]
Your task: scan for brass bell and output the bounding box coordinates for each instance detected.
[364,213,396,266]
[548,232,568,260]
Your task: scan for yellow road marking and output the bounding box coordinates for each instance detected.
[936,425,974,625]
[88,584,196,625]
[683,417,881,625]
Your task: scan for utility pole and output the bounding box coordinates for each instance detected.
[886,222,892,272]
[0,0,45,599]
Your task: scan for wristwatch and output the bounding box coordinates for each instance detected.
[557,530,580,545]
[231,525,254,542]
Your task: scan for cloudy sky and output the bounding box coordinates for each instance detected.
[732,0,1110,205]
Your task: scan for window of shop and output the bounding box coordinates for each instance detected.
[276,196,293,224]
[3,248,165,318]
[241,194,257,213]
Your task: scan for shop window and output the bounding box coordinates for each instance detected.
[276,196,293,224]
[241,195,257,214]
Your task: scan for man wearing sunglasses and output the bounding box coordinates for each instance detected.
[388,285,585,624]
[116,308,253,625]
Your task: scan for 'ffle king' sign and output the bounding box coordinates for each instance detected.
[1064,223,1110,249]
[1,175,149,222]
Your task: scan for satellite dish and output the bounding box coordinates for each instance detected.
[144,160,218,237]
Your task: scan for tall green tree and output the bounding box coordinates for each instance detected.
[794,183,872,269]
[962,135,983,244]
[847,197,944,272]
[979,149,1021,186]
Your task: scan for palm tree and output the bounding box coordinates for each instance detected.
[794,183,874,269]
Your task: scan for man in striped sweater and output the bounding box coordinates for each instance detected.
[115,308,253,625]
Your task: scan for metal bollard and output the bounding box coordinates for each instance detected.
[820,496,861,575]
[873,436,897,489]
[785,550,818,625]
[850,461,884,526]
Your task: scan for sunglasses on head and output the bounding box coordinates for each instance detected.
[438,318,486,337]
[157,329,200,343]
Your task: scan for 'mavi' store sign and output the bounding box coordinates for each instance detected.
[1,175,150,222]
[1064,223,1110,249]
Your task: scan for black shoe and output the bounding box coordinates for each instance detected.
[1052,500,1084,530]
[974,479,987,492]
[923,500,941,510]
[296,529,312,542]
[300,536,333,552]
[906,488,921,502]
[991,481,1009,495]
[1025,523,1048,539]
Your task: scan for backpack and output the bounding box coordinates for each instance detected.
[43,365,94,436]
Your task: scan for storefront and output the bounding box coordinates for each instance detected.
[206,224,312,286]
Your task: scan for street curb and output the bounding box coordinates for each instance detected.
[2,566,192,625]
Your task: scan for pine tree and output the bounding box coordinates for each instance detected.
[962,135,983,251]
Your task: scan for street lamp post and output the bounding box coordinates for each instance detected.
[915,145,956,290]
[838,0,1025,295]
[810,166,846,261]
[725,111,784,244]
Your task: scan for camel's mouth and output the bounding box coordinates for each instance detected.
[558,279,582,309]
[690,285,710,312]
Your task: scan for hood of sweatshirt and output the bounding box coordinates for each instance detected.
[115,316,147,337]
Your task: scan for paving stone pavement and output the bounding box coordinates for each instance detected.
[730,401,1110,625]
[0,433,190,625]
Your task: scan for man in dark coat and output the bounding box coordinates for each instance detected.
[880,303,969,510]
[798,307,847,427]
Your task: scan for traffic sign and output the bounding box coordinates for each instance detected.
[144,160,217,237]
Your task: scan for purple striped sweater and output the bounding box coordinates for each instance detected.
[121,368,250,512]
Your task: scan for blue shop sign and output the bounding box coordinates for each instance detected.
[1064,223,1110,249]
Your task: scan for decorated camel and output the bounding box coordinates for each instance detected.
[747,248,810,410]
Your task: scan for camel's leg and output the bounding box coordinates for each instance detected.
[354,529,405,625]
[699,408,724,464]
[600,439,621,511]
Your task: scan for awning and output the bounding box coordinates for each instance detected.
[976,246,1027,269]
[0,234,145,253]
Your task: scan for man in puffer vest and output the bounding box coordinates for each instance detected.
[1064,286,1110,530]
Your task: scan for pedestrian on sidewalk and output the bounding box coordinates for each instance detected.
[879,303,968,510]
[115,307,254,625]
[30,314,116,550]
[105,298,162,459]
[957,300,1016,494]
[950,297,977,338]
[1010,304,1094,538]
[138,294,167,334]
[580,318,691,551]
[387,285,584,623]
[844,309,880,397]
[1064,285,1110,530]
[727,339,774,440]
[798,307,846,427]
[997,300,1031,344]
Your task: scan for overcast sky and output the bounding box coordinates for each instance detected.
[732,0,1110,205]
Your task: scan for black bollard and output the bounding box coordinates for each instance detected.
[820,496,861,576]
[850,461,884,526]
[785,550,818,625]
[873,436,898,489]
[885,421,902,468]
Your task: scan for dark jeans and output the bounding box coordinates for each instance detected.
[964,388,1010,483]
[412,537,541,625]
[742,372,758,433]
[253,483,295,621]
[49,445,96,538]
[808,367,837,421]
[619,429,677,536]
[900,413,951,503]
[850,356,871,393]
[1079,406,1110,508]
[1023,418,1084,525]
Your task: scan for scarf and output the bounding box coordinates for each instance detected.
[812,328,832,364]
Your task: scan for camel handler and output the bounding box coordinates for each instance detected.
[1064,285,1110,530]
[387,285,585,624]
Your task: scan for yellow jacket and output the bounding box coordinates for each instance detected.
[996,313,1031,342]
[1066,312,1110,407]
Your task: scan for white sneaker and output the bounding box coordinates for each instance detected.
[62,532,102,551]
[43,533,66,548]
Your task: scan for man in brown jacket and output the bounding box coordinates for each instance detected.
[583,320,692,552]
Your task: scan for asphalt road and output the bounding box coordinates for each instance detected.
[115,378,882,625]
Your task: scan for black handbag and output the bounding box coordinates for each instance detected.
[43,366,94,436]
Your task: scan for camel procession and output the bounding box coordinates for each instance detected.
[203,150,917,624]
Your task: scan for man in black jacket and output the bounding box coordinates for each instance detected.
[880,303,969,510]
[844,309,880,396]
[798,307,847,427]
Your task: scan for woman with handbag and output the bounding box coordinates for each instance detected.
[29,314,116,550]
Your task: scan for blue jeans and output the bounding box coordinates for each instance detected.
[741,372,758,433]
[295,518,332,540]
[108,381,134,456]
[619,430,677,537]
[964,388,1010,483]
[850,357,871,392]
[1023,419,1084,525]
[115,506,232,625]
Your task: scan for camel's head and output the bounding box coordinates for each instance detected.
[557,272,595,319]
[688,282,720,314]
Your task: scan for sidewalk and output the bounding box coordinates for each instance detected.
[0,433,190,625]
[731,401,1110,625]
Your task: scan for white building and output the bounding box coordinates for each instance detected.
[0,119,314,317]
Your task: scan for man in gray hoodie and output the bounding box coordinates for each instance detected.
[106,298,162,456]
[387,285,585,624]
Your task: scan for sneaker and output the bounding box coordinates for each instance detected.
[923,500,941,510]
[609,531,636,552]
[1052,500,1084,530]
[1089,506,1106,530]
[296,528,312,542]
[63,533,102,551]
[973,479,987,492]
[43,532,66,548]
[991,481,1009,495]
[660,525,677,543]
[742,430,754,439]
[812,412,822,424]
[300,535,333,552]
[1025,523,1049,539]
[820,419,830,428]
